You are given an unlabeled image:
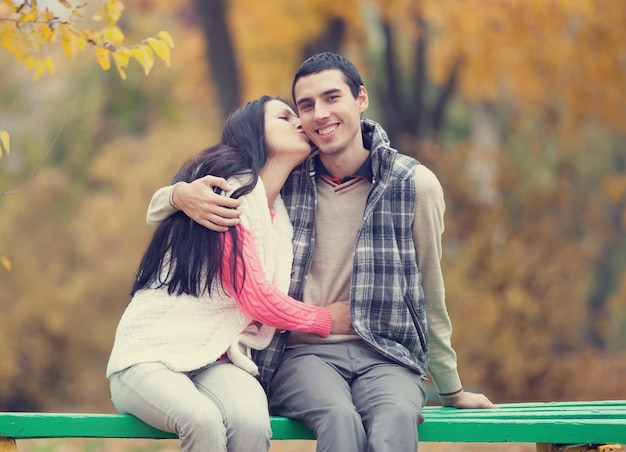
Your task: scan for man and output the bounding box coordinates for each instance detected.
[147,52,495,451]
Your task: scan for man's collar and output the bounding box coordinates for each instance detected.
[315,153,373,183]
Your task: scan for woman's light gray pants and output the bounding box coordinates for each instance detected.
[110,361,271,452]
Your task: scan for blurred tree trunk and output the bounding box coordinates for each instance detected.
[587,160,626,349]
[193,0,241,119]
[377,19,421,141]
[376,12,460,145]
[302,18,346,61]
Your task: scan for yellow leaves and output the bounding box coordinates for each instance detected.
[1,256,12,272]
[94,46,111,71]
[19,9,36,24]
[157,30,174,48]
[422,0,626,131]
[111,47,130,79]
[131,44,154,76]
[59,29,87,57]
[1,1,174,80]
[108,32,173,78]
[0,130,9,157]
[23,55,55,80]
[147,35,170,66]
[0,256,11,273]
[101,25,124,44]
[92,0,125,27]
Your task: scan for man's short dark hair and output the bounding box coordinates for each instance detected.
[292,52,364,102]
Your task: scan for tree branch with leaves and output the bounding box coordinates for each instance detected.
[0,0,174,272]
[0,0,175,151]
[0,0,174,80]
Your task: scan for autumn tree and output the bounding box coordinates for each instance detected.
[415,0,626,352]
[192,1,625,143]
[188,0,363,119]
[192,0,241,120]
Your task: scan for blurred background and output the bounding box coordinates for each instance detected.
[1,0,626,428]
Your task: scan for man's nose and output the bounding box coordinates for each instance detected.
[314,104,330,121]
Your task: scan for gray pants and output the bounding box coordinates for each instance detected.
[110,361,272,452]
[268,341,426,452]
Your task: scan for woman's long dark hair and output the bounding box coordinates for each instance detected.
[131,95,284,297]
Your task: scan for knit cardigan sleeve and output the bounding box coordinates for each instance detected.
[221,225,333,337]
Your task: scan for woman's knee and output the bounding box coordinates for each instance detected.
[177,401,219,427]
[227,403,270,433]
[225,411,271,451]
[176,407,226,446]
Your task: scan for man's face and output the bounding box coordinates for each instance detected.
[294,69,368,158]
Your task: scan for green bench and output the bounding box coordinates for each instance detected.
[1,400,625,451]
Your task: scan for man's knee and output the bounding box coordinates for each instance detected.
[313,405,367,452]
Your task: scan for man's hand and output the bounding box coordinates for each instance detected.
[326,301,355,335]
[443,391,497,409]
[172,176,242,232]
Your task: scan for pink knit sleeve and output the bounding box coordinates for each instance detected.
[221,225,332,337]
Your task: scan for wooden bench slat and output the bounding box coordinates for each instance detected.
[495,400,626,409]
[0,413,177,440]
[425,408,626,420]
[1,402,626,444]
[419,419,626,443]
[268,417,315,441]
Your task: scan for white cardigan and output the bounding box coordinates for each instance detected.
[106,176,294,377]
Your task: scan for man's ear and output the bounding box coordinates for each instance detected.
[357,86,369,114]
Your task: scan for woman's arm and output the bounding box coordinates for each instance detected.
[221,225,334,337]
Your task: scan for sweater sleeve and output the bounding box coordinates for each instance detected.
[221,225,333,337]
[413,165,463,396]
[146,184,179,226]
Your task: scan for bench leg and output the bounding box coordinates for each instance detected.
[0,437,16,452]
[537,445,622,452]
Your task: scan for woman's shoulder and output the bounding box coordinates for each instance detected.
[226,176,268,229]
[226,174,265,203]
[225,173,254,193]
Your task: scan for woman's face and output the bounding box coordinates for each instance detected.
[264,100,311,166]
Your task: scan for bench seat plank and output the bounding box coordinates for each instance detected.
[1,401,625,444]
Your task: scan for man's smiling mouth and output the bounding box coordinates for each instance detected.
[318,125,337,136]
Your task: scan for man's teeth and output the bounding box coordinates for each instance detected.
[318,125,337,136]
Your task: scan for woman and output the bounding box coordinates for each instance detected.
[106,96,349,451]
